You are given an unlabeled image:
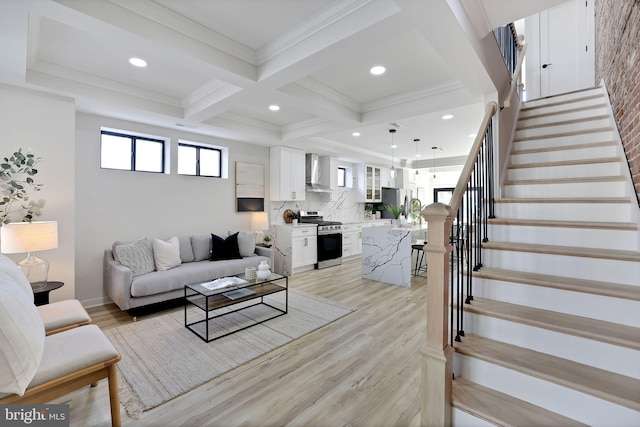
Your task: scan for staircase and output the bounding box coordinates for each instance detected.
[450,86,640,426]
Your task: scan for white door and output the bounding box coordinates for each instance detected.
[539,0,594,97]
[526,0,594,99]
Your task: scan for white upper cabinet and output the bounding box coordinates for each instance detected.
[355,164,382,202]
[270,146,306,201]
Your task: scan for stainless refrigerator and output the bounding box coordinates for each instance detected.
[381,187,412,219]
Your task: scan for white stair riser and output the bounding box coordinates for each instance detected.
[511,145,617,163]
[504,180,626,198]
[453,312,640,379]
[495,202,632,222]
[523,89,603,108]
[471,278,640,327]
[452,408,494,427]
[508,161,621,180]
[518,107,608,128]
[482,249,639,286]
[520,97,606,118]
[488,223,637,251]
[513,130,614,149]
[515,119,610,140]
[454,354,640,426]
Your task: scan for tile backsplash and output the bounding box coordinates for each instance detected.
[270,187,364,225]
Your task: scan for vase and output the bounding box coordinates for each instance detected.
[256,260,271,279]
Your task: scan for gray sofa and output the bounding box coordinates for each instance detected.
[104,234,274,311]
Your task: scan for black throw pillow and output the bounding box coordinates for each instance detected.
[210,232,242,261]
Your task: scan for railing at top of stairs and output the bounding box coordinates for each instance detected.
[420,21,525,427]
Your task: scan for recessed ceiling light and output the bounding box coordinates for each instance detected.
[268,105,280,111]
[468,133,477,138]
[415,154,421,157]
[352,132,361,137]
[391,144,398,148]
[129,57,147,68]
[370,65,386,75]
[441,114,454,120]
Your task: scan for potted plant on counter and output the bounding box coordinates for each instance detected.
[384,204,403,225]
[262,234,272,248]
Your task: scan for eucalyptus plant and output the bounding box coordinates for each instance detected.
[1,149,44,224]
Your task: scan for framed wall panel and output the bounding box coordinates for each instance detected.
[236,162,265,212]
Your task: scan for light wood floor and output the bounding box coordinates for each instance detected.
[58,258,428,426]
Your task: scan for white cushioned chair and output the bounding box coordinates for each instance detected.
[0,258,121,427]
[0,254,91,334]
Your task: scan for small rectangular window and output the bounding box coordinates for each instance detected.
[178,143,222,177]
[338,167,346,187]
[100,130,165,173]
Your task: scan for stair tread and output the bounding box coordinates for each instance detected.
[508,156,621,169]
[495,197,631,204]
[463,298,640,351]
[512,140,616,154]
[454,334,640,411]
[483,240,640,262]
[452,376,588,427]
[513,127,614,142]
[518,103,608,121]
[505,176,625,185]
[516,114,609,130]
[474,267,640,301]
[488,218,637,230]
[521,92,604,111]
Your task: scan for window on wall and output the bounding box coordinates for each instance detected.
[178,143,222,177]
[338,167,346,187]
[100,130,165,173]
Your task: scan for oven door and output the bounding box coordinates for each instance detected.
[316,232,343,269]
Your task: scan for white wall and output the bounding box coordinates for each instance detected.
[0,84,76,302]
[74,113,272,306]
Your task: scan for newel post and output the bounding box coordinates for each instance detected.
[421,202,455,427]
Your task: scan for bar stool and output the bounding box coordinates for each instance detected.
[411,242,427,277]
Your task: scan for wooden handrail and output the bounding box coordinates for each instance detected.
[449,101,498,214]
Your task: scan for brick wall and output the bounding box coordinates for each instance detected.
[595,0,640,202]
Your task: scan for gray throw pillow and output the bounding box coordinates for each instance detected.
[114,238,155,276]
[229,231,256,257]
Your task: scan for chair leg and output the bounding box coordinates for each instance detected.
[108,364,121,427]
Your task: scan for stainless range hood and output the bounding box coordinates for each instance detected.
[305,153,333,193]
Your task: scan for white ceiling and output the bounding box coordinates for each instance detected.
[0,0,557,167]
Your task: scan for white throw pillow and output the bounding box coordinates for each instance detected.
[0,271,45,396]
[153,237,181,271]
[0,254,33,301]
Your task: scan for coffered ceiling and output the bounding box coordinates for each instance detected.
[0,0,562,166]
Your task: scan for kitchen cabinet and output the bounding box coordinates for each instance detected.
[342,221,391,258]
[270,146,305,201]
[355,164,382,202]
[292,227,317,269]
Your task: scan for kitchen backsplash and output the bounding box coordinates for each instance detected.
[270,187,364,225]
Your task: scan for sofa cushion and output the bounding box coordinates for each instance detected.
[210,233,242,261]
[114,238,155,277]
[0,271,45,396]
[0,254,33,301]
[153,237,181,271]
[229,231,256,257]
[177,235,194,263]
[191,235,211,262]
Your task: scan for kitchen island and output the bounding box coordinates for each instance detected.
[361,225,413,287]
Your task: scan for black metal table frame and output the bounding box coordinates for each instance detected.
[184,274,288,342]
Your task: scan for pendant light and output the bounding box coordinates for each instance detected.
[432,146,444,179]
[389,129,397,179]
[414,138,420,175]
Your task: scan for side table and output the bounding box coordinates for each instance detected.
[33,281,64,306]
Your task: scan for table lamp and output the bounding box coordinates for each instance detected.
[250,212,269,244]
[0,221,58,289]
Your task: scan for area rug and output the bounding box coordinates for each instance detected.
[104,290,354,419]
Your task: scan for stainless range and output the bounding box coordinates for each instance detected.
[298,211,343,269]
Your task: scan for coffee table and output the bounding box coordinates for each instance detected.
[184,272,288,342]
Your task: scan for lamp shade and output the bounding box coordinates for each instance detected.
[0,221,59,254]
[250,212,269,231]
